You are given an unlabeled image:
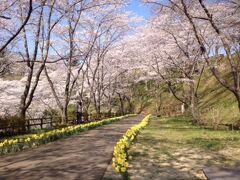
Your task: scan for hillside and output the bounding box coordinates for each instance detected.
[198,70,239,125]
[131,69,239,127]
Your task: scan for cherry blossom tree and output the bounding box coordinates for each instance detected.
[0,0,33,53]
[7,0,63,130]
[144,0,240,112]
[85,13,133,116]
[42,0,133,123]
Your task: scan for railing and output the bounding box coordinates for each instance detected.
[0,112,122,137]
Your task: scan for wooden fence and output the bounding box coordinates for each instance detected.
[0,112,122,137]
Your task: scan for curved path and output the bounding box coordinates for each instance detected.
[0,115,143,180]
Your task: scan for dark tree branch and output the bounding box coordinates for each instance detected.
[0,0,33,53]
[0,15,11,19]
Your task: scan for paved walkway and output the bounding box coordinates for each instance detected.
[203,167,240,180]
[0,115,143,180]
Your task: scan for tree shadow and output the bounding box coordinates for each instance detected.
[0,116,143,180]
[105,116,240,180]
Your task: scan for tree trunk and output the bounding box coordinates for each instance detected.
[61,107,68,125]
[189,81,200,124]
[118,93,124,115]
[97,105,101,118]
[125,96,133,113]
[107,98,112,114]
[19,67,33,132]
[63,67,71,125]
[137,103,146,114]
[19,107,27,132]
[155,83,163,116]
[97,94,101,117]
[234,91,240,112]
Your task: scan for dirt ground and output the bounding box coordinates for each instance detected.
[127,116,240,180]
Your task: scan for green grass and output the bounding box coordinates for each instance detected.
[197,70,239,124]
[128,116,240,179]
[139,116,240,151]
[131,65,240,125]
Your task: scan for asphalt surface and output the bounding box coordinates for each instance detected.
[0,115,143,180]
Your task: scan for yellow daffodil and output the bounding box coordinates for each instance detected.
[25,137,31,143]
[0,115,135,156]
[121,167,126,172]
[112,114,151,175]
[117,158,125,164]
[13,139,18,144]
[115,167,120,173]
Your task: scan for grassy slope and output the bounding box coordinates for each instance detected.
[128,116,240,179]
[132,69,239,124]
[198,70,239,124]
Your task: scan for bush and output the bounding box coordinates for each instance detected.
[67,104,77,120]
[0,115,25,135]
[42,108,61,124]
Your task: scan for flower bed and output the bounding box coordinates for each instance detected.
[112,114,151,179]
[0,114,135,156]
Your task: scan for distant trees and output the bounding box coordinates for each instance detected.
[86,12,132,117]
[1,0,239,125]
[0,0,138,124]
[0,0,136,125]
[43,0,132,123]
[43,0,97,124]
[148,15,203,122]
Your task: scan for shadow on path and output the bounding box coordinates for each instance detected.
[0,115,143,180]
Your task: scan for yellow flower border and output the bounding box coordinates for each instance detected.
[0,114,136,156]
[112,114,151,176]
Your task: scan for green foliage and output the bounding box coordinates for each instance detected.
[42,108,59,117]
[0,115,24,130]
[129,80,180,115]
[42,108,61,124]
[130,81,155,113]
[128,64,239,125]
[67,104,77,120]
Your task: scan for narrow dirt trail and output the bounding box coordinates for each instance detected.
[0,115,143,180]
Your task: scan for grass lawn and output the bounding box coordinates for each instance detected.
[128,116,240,180]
